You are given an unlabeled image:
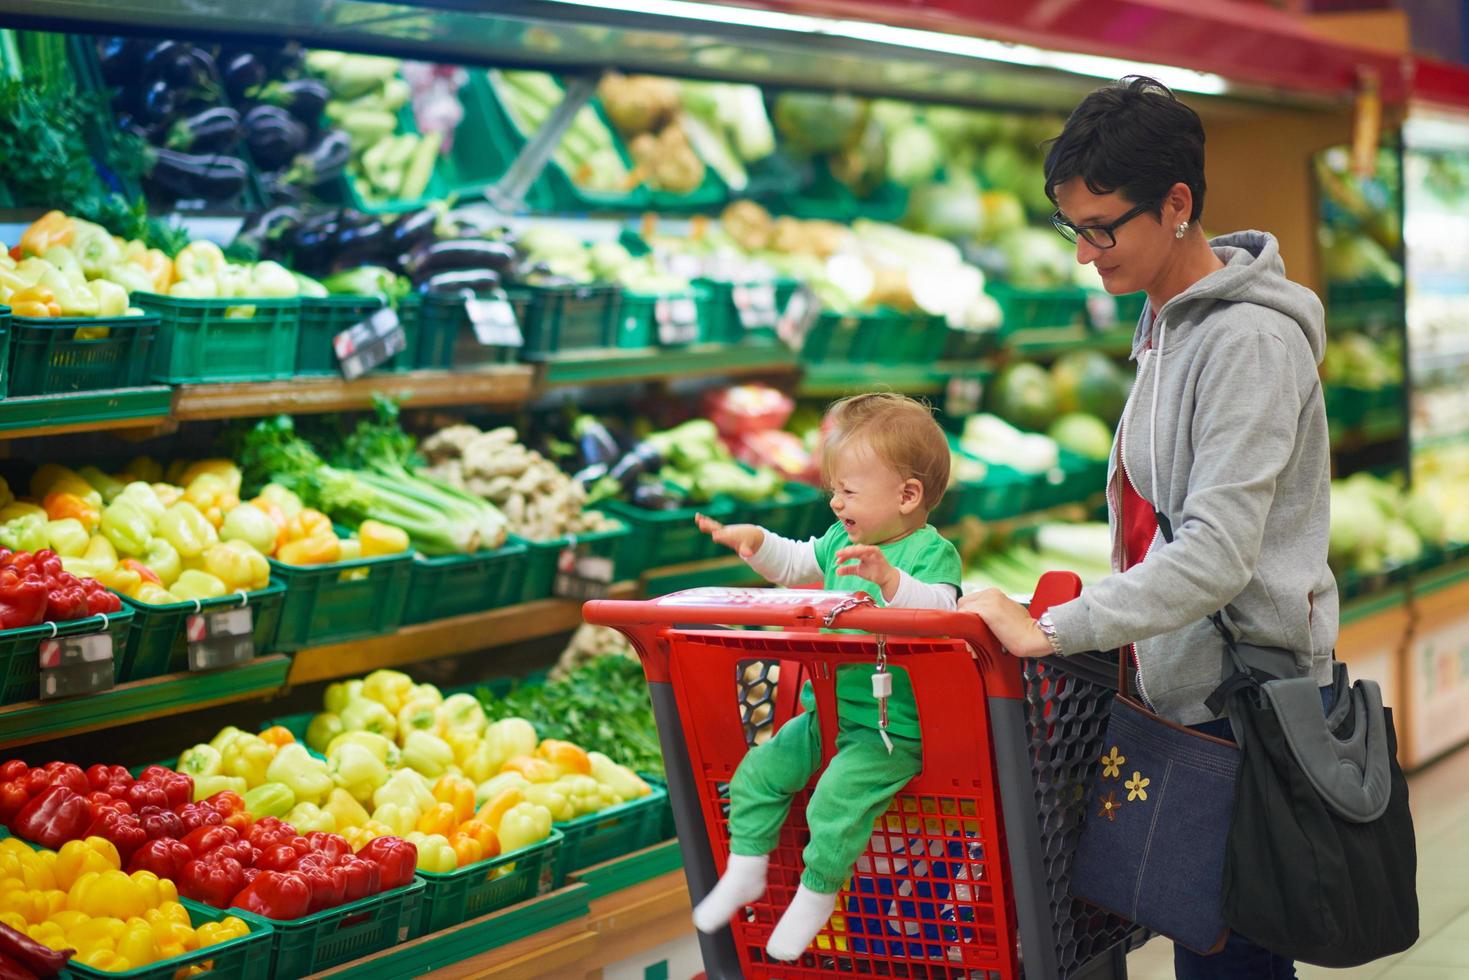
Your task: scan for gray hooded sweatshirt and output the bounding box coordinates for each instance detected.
[1048,230,1338,725]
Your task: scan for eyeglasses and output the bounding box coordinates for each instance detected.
[1051,202,1154,249]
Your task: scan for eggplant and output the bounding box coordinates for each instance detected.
[141,41,217,91]
[609,444,666,497]
[164,106,240,154]
[403,240,518,283]
[243,104,308,170]
[266,42,306,80]
[97,37,147,86]
[144,148,248,202]
[253,78,330,127]
[573,417,621,469]
[138,80,180,127]
[229,205,304,263]
[222,52,267,101]
[417,269,502,295]
[283,130,351,188]
[328,219,390,272]
[388,208,441,256]
[631,481,682,511]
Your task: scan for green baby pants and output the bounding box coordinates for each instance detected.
[727,708,923,893]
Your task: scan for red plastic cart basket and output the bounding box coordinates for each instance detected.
[585,574,1140,979]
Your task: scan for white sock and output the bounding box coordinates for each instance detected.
[766,883,839,962]
[692,853,769,933]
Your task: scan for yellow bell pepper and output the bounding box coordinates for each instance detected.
[475,788,527,837]
[337,539,362,563]
[196,916,249,947]
[555,774,605,817]
[276,535,340,566]
[501,756,559,784]
[266,743,333,806]
[151,483,182,509]
[400,731,454,780]
[121,457,163,485]
[172,570,228,602]
[436,694,487,737]
[55,839,121,891]
[324,788,372,831]
[220,503,279,556]
[158,501,218,558]
[255,484,303,519]
[178,460,242,496]
[404,833,457,873]
[521,782,574,822]
[191,775,248,802]
[340,697,397,740]
[372,770,434,815]
[73,949,131,971]
[118,918,161,966]
[536,739,592,777]
[433,774,477,824]
[325,730,398,767]
[360,669,414,714]
[177,744,222,779]
[328,743,391,804]
[285,508,333,543]
[358,520,409,557]
[339,824,382,853]
[203,540,269,592]
[323,679,363,715]
[369,803,420,837]
[448,833,483,868]
[184,474,239,529]
[45,519,91,557]
[0,502,45,524]
[100,499,153,557]
[414,802,459,837]
[497,802,553,854]
[20,211,75,256]
[221,732,275,787]
[84,534,119,570]
[285,803,336,834]
[396,698,442,741]
[588,752,652,801]
[475,773,529,813]
[67,870,148,920]
[133,583,180,605]
[91,564,143,598]
[143,538,182,587]
[19,849,58,891]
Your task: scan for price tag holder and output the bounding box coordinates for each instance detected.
[335,307,407,380]
[186,600,255,671]
[466,293,525,348]
[39,623,115,699]
[733,282,778,330]
[554,542,615,601]
[656,295,700,346]
[776,286,820,351]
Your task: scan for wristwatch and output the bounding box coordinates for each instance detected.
[1036,612,1064,656]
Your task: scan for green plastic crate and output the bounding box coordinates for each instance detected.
[243,879,425,979]
[516,283,621,359]
[884,312,949,363]
[400,291,518,370]
[617,289,703,350]
[0,310,10,398]
[1326,279,1403,330]
[414,830,563,937]
[946,436,1038,522]
[725,481,826,542]
[516,521,631,604]
[8,314,156,395]
[134,293,299,383]
[402,540,528,625]
[600,496,734,576]
[62,900,274,980]
[0,609,133,706]
[296,295,387,374]
[769,157,908,223]
[800,311,882,363]
[1113,291,1148,326]
[552,785,669,884]
[1028,448,1103,511]
[118,581,285,682]
[267,550,413,652]
[942,324,1000,362]
[986,283,1091,334]
[695,278,797,345]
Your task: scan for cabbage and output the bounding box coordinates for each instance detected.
[996,227,1074,288]
[886,123,942,187]
[904,175,984,241]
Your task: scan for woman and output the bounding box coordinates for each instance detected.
[959,76,1337,979]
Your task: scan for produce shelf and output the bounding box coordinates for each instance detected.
[285,583,638,685]
[171,366,536,420]
[798,362,950,397]
[538,341,799,388]
[1005,326,1136,360]
[642,555,766,597]
[0,654,290,748]
[569,838,683,901]
[1340,584,1410,628]
[0,386,174,438]
[1329,404,1407,452]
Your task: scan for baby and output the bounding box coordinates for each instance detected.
[691,392,962,961]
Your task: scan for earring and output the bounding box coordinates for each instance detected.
[1175,222,1189,239]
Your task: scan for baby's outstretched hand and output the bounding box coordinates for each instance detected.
[695,513,764,559]
[834,545,900,599]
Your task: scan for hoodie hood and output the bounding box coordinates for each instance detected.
[1132,230,1326,364]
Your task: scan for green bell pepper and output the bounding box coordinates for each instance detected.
[101,498,154,557]
[241,782,297,819]
[265,743,334,807]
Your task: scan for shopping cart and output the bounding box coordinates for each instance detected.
[585,573,1140,979]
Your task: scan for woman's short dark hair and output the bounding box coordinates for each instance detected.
[1043,76,1207,222]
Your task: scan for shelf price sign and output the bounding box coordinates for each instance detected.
[39,623,115,699]
[554,540,615,601]
[734,283,779,331]
[186,602,255,671]
[335,308,407,379]
[776,285,820,350]
[656,295,700,346]
[466,293,525,349]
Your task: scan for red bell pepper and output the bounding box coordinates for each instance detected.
[20,771,51,797]
[137,768,192,809]
[88,793,131,816]
[205,790,247,818]
[305,832,353,866]
[231,870,312,920]
[12,785,93,849]
[339,858,381,902]
[246,817,296,851]
[128,837,193,880]
[86,811,147,861]
[181,824,239,857]
[83,583,121,615]
[0,762,28,783]
[240,866,260,887]
[44,575,89,622]
[85,764,129,793]
[0,568,47,630]
[299,864,348,913]
[357,836,417,891]
[34,551,62,580]
[0,783,28,827]
[126,781,169,812]
[180,855,247,909]
[257,844,303,873]
[42,763,89,795]
[137,805,185,841]
[176,802,225,832]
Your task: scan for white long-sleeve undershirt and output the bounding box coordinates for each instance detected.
[745,532,958,610]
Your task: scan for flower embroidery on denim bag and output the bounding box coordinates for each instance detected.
[1097,791,1122,821]
[1126,771,1150,802]
[1100,747,1125,779]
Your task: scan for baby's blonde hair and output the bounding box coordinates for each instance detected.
[820,393,950,511]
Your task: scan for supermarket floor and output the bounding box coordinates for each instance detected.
[1125,743,1469,979]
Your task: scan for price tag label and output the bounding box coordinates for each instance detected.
[335,307,407,380]
[554,543,615,601]
[656,295,700,346]
[946,375,984,417]
[777,286,820,350]
[39,630,114,699]
[466,295,525,348]
[185,605,255,671]
[733,282,778,330]
[1085,292,1119,330]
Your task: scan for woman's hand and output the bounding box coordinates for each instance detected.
[834,545,899,600]
[958,588,1054,658]
[695,513,764,559]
